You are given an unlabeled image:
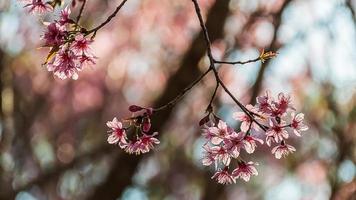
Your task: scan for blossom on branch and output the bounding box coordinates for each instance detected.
[106,105,160,155]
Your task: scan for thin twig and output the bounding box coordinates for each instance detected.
[206,82,219,112]
[214,57,260,65]
[153,68,212,112]
[86,0,128,35]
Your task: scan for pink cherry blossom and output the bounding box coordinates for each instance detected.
[271,143,296,159]
[42,22,66,47]
[232,111,251,132]
[106,117,127,147]
[266,118,289,143]
[48,48,80,80]
[271,93,295,117]
[59,7,72,25]
[233,105,260,132]
[232,161,258,182]
[243,135,264,154]
[223,131,244,158]
[290,112,308,136]
[211,168,236,184]
[78,54,97,65]
[210,146,231,166]
[125,133,160,155]
[24,0,53,14]
[209,120,230,145]
[202,145,216,166]
[71,34,94,56]
[201,123,215,143]
[256,90,273,114]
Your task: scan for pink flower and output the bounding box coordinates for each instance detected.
[256,90,272,114]
[290,112,308,136]
[202,145,216,166]
[78,54,97,65]
[233,111,251,132]
[243,135,264,154]
[42,22,66,47]
[209,120,231,145]
[201,123,215,142]
[223,131,244,158]
[125,133,160,155]
[71,34,93,56]
[24,0,53,14]
[271,93,294,117]
[48,48,80,80]
[106,117,127,147]
[266,118,289,143]
[210,146,231,166]
[211,168,235,184]
[59,7,72,25]
[265,135,275,147]
[232,161,258,182]
[233,105,260,132]
[271,143,296,159]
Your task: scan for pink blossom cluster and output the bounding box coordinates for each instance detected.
[41,8,96,80]
[18,1,97,80]
[200,91,308,184]
[106,105,160,155]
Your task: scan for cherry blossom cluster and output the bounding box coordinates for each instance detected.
[42,8,96,80]
[200,91,308,184]
[19,0,96,80]
[106,105,160,155]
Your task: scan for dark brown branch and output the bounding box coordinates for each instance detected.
[191,0,267,131]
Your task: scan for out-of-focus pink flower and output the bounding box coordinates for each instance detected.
[209,120,230,145]
[106,117,127,147]
[243,135,264,154]
[232,161,258,182]
[125,133,160,155]
[266,118,289,143]
[42,22,66,47]
[48,48,80,80]
[71,34,94,56]
[211,168,236,184]
[59,7,72,25]
[290,112,308,136]
[271,143,296,159]
[24,0,53,14]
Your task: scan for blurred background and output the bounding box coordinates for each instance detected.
[0,0,355,199]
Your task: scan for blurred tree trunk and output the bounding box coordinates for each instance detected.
[87,1,231,199]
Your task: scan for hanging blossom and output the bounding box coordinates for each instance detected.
[106,105,160,155]
[20,3,96,80]
[42,7,96,80]
[199,91,308,184]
